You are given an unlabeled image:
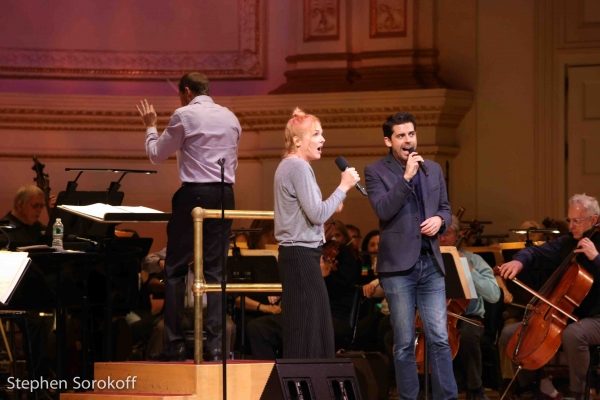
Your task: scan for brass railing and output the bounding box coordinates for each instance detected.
[191,207,280,364]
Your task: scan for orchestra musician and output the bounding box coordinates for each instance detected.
[136,72,241,362]
[364,111,456,400]
[1,185,54,248]
[274,107,359,358]
[498,194,600,400]
[439,215,501,400]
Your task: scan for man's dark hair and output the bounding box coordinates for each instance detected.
[382,112,417,138]
[178,72,210,96]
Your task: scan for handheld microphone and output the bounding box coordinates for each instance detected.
[334,157,368,196]
[407,147,429,177]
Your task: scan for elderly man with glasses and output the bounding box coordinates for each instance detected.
[498,193,600,400]
[1,184,49,248]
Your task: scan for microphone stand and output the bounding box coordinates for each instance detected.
[217,158,227,400]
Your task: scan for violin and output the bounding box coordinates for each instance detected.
[415,209,484,373]
[322,219,340,272]
[32,156,51,217]
[504,224,598,371]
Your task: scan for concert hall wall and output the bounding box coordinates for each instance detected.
[0,1,599,251]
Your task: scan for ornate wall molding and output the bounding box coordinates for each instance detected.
[0,89,473,132]
[0,145,458,162]
[0,0,263,80]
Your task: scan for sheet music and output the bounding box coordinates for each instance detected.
[59,203,163,220]
[0,251,31,304]
[459,257,478,298]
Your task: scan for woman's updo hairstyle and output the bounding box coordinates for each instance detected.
[283,107,321,158]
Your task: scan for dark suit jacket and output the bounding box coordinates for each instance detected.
[364,152,451,274]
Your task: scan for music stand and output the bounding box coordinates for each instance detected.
[47,190,125,239]
[509,228,560,247]
[226,249,279,358]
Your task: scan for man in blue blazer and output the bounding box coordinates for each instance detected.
[365,111,455,400]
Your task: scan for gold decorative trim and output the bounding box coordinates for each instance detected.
[0,89,473,133]
[285,49,437,63]
[0,0,263,80]
[0,145,458,162]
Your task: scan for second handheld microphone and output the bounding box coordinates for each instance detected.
[334,156,368,196]
[407,147,429,177]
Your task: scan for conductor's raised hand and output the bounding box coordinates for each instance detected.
[136,99,157,129]
[338,167,360,193]
[404,151,424,182]
[498,260,524,280]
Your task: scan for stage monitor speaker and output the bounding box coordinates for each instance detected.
[260,358,362,400]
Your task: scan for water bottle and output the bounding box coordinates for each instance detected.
[52,218,64,249]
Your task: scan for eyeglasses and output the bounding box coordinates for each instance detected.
[30,202,45,210]
[565,216,593,226]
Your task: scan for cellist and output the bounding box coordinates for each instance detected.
[439,215,501,400]
[499,194,600,400]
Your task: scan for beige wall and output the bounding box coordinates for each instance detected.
[3,1,600,250]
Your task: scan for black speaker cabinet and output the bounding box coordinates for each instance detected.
[260,358,363,400]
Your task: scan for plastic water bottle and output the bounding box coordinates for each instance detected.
[52,218,64,249]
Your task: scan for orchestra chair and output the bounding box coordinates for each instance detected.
[498,242,528,264]
[463,245,504,269]
[0,310,35,400]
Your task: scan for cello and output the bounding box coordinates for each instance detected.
[415,218,484,374]
[500,224,598,395]
[32,156,52,217]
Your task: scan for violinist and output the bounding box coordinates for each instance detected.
[364,111,455,400]
[498,194,600,400]
[439,215,501,400]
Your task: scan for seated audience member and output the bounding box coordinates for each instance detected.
[143,248,236,361]
[246,242,359,359]
[439,216,501,400]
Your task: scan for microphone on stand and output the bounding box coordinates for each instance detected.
[334,157,368,196]
[407,147,428,177]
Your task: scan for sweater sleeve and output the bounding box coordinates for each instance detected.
[291,162,346,226]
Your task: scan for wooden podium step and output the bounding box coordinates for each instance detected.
[60,360,274,400]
